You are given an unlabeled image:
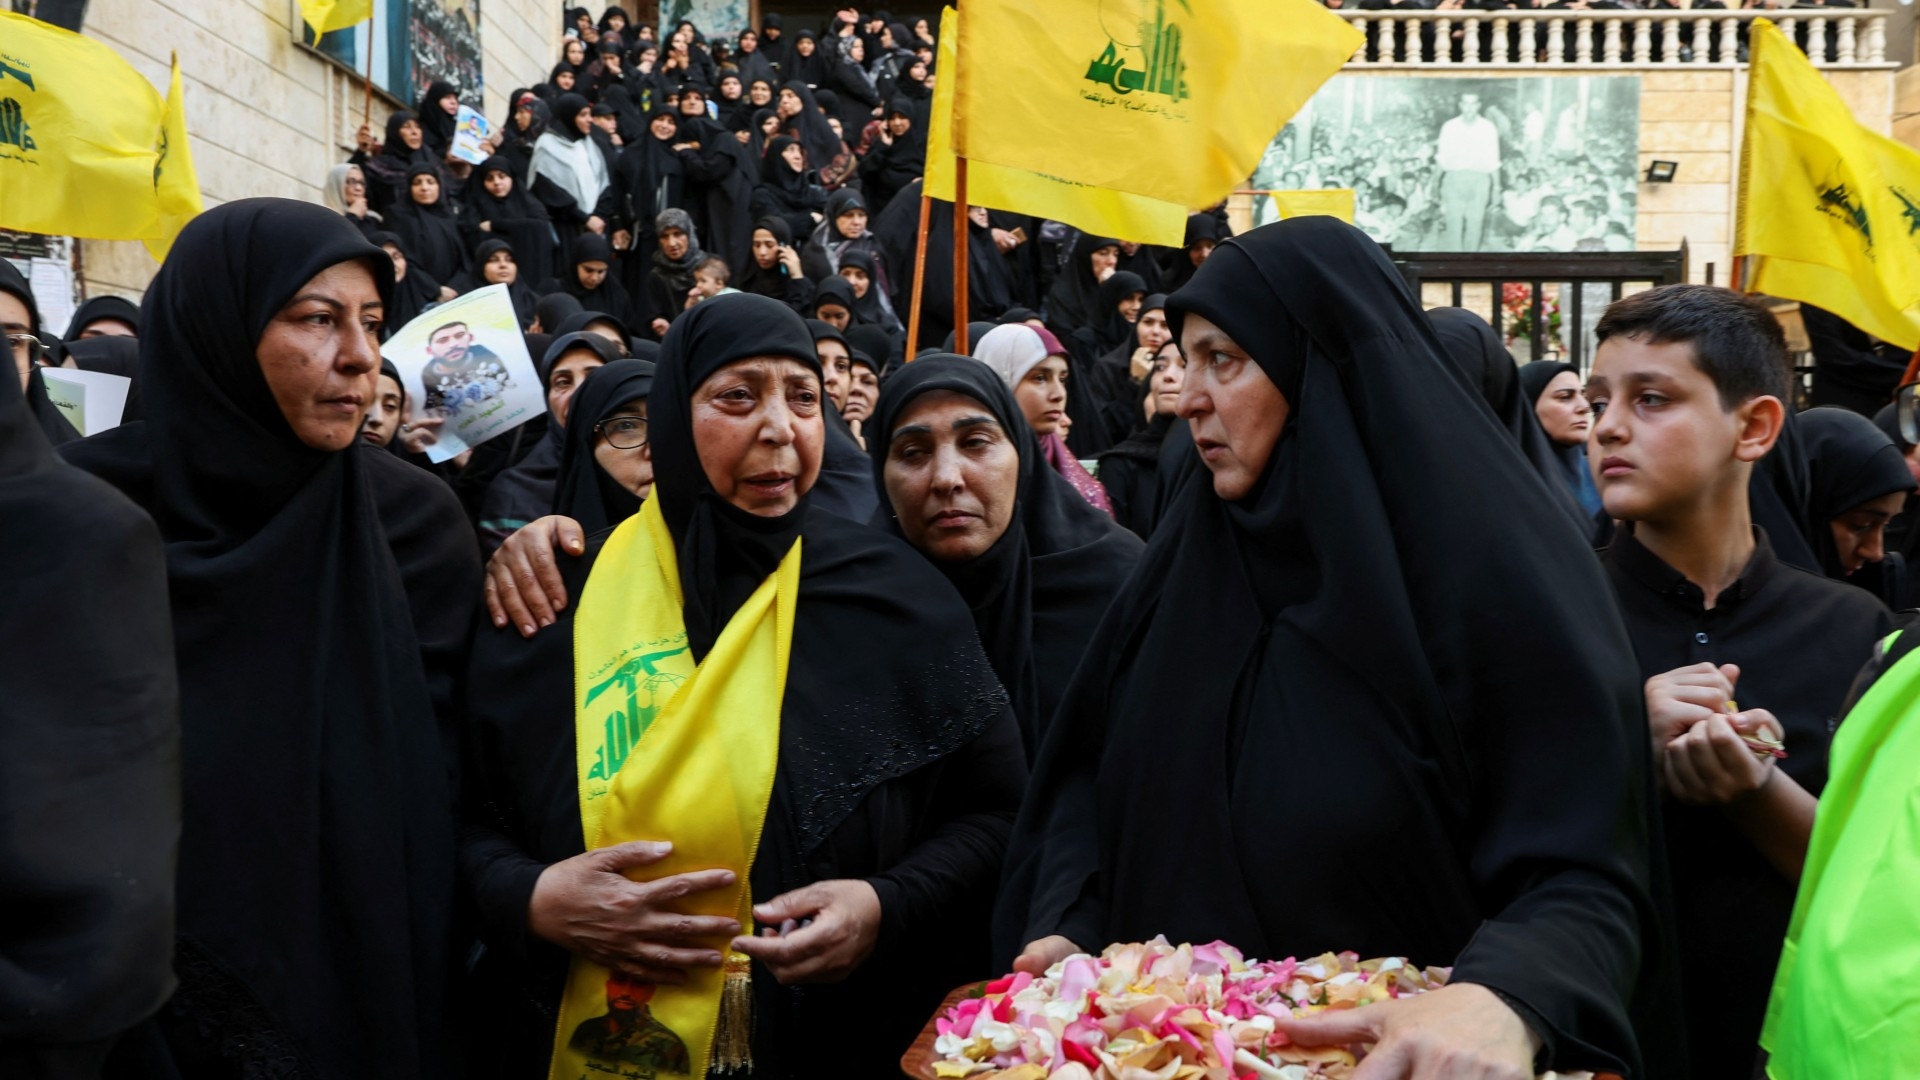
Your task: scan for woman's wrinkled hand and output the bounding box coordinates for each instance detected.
[484,515,585,636]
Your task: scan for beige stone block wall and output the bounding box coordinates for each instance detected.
[74,0,559,301]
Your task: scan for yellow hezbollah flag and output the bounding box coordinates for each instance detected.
[1267,189,1355,224]
[926,7,1186,246]
[0,16,203,259]
[953,0,1361,209]
[1736,18,1920,349]
[298,0,373,40]
[554,495,797,1080]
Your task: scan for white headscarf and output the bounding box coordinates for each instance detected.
[322,163,380,221]
[972,323,1049,388]
[528,130,609,217]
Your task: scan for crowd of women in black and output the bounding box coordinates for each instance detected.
[5,6,1918,1080]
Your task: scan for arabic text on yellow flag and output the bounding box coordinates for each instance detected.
[925,7,1186,246]
[954,0,1361,209]
[1265,189,1355,225]
[1736,17,1920,350]
[0,15,203,260]
[298,0,373,39]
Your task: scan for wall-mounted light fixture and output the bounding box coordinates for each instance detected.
[1645,160,1679,184]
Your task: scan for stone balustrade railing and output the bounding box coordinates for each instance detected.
[1339,8,1894,68]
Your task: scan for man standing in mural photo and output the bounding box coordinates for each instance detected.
[1435,90,1503,250]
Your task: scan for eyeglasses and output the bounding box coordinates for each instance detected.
[7,333,47,366]
[596,414,649,449]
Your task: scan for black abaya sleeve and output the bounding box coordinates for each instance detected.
[866,707,1026,958]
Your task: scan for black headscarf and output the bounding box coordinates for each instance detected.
[364,229,443,335]
[54,198,459,1075]
[1799,406,1914,581]
[387,162,470,286]
[476,330,623,552]
[866,355,1142,752]
[1001,218,1662,1076]
[453,237,541,327]
[463,154,557,289]
[561,232,633,323]
[811,274,858,323]
[535,291,583,335]
[1429,308,1594,540]
[1161,212,1222,291]
[415,80,460,153]
[1044,233,1118,334]
[835,248,896,329]
[0,259,81,446]
[553,356,656,534]
[748,106,779,160]
[779,80,841,173]
[62,294,142,340]
[1083,269,1145,358]
[739,216,800,301]
[786,31,832,88]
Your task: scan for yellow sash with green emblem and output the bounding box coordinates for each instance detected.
[550,495,799,1080]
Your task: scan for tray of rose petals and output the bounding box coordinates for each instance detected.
[900,938,1605,1080]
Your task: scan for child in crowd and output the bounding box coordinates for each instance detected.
[1585,284,1891,1080]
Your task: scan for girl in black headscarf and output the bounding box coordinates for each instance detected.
[749,135,828,246]
[478,329,624,553]
[747,105,779,160]
[449,237,541,327]
[1798,405,1915,609]
[785,29,831,87]
[458,292,1024,1078]
[1043,233,1119,335]
[552,356,655,534]
[56,198,480,1078]
[365,230,444,334]
[463,155,559,291]
[733,27,778,91]
[866,353,1142,753]
[999,218,1668,1079]
[1067,268,1145,364]
[1095,338,1182,537]
[358,109,437,216]
[387,163,471,288]
[857,95,926,211]
[835,248,903,346]
[737,216,815,310]
[416,80,461,157]
[561,233,634,325]
[1158,211,1221,291]
[1430,308,1596,543]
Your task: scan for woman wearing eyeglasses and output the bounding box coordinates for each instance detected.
[553,357,656,534]
[1,259,79,446]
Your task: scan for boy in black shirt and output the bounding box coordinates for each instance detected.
[1585,285,1890,1080]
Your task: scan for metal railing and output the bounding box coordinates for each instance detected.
[1339,8,1893,69]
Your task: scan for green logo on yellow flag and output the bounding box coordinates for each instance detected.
[581,639,690,784]
[1085,0,1189,103]
[1814,180,1872,251]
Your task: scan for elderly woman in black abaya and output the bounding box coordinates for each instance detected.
[999,218,1670,1079]
[1798,406,1916,609]
[867,354,1142,754]
[56,198,481,1078]
[478,330,623,554]
[641,208,707,339]
[458,293,1024,1078]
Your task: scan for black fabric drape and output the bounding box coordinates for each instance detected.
[61,334,146,424]
[552,356,655,534]
[1043,233,1117,335]
[62,293,142,340]
[999,218,1668,1078]
[873,180,1012,350]
[365,230,445,334]
[1429,308,1595,540]
[55,198,470,1078]
[803,319,882,524]
[458,292,1024,1077]
[1798,405,1914,604]
[865,354,1141,754]
[0,300,178,1078]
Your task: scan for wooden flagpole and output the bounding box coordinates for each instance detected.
[953,156,970,354]
[363,16,376,131]
[906,192,932,359]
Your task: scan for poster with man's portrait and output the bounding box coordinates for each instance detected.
[382,284,543,463]
[1255,75,1641,254]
